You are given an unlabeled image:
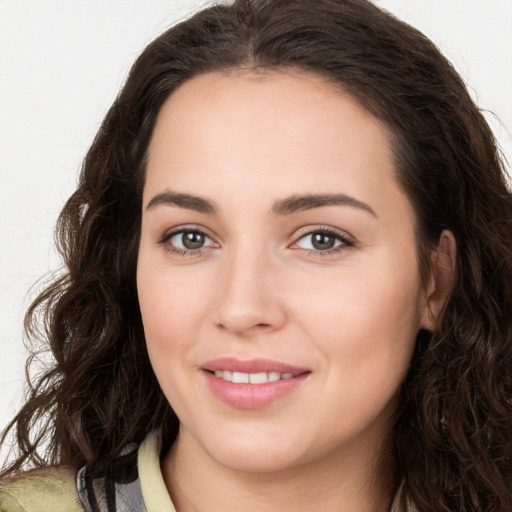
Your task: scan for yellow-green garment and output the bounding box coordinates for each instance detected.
[0,431,411,511]
[0,432,176,512]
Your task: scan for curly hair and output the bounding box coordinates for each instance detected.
[2,0,512,509]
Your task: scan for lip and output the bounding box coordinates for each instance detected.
[202,357,309,375]
[202,357,310,409]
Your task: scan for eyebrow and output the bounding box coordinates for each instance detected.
[271,194,377,217]
[146,191,218,214]
[146,190,376,217]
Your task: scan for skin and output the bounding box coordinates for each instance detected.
[137,70,452,511]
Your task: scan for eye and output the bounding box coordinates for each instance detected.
[171,230,208,250]
[293,228,354,253]
[160,228,218,254]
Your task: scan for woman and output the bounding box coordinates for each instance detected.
[1,0,511,510]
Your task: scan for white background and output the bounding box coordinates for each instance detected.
[1,0,511,437]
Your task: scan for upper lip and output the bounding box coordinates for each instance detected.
[202,357,309,375]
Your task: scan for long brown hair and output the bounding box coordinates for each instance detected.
[2,0,512,509]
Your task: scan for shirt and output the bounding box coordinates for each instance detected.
[0,432,175,512]
[1,431,410,511]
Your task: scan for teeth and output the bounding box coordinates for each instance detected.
[215,370,232,381]
[232,371,249,384]
[268,371,280,382]
[249,372,268,384]
[212,370,296,384]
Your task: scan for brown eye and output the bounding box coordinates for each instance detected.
[311,232,336,250]
[294,229,353,253]
[181,231,205,249]
[167,229,216,252]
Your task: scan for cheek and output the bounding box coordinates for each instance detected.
[288,256,422,434]
[291,252,422,374]
[136,254,213,359]
[137,257,215,416]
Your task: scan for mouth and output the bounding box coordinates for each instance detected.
[201,357,310,409]
[208,370,297,384]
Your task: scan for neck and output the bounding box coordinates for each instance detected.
[162,428,396,512]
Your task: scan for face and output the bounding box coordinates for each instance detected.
[137,70,431,474]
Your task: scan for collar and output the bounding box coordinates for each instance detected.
[76,431,175,512]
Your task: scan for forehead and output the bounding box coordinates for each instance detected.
[144,70,410,221]
[148,69,390,160]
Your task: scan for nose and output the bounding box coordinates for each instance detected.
[212,246,286,336]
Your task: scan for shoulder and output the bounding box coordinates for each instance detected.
[0,466,84,512]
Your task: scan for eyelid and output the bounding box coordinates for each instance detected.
[289,225,356,252]
[156,223,354,256]
[158,224,220,254]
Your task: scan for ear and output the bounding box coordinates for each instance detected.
[420,230,457,331]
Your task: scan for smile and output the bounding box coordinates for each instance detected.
[213,370,295,384]
[202,358,310,408]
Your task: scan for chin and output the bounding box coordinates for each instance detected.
[199,428,308,474]
[212,446,302,474]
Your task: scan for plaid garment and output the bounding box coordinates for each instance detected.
[76,444,146,512]
[74,432,412,512]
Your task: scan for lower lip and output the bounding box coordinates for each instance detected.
[203,371,309,409]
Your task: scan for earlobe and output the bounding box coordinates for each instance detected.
[421,230,457,331]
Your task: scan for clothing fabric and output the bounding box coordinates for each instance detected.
[0,466,83,512]
[0,432,175,512]
[0,431,411,511]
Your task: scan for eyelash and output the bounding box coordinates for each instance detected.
[158,227,217,257]
[292,227,355,256]
[158,226,355,257]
